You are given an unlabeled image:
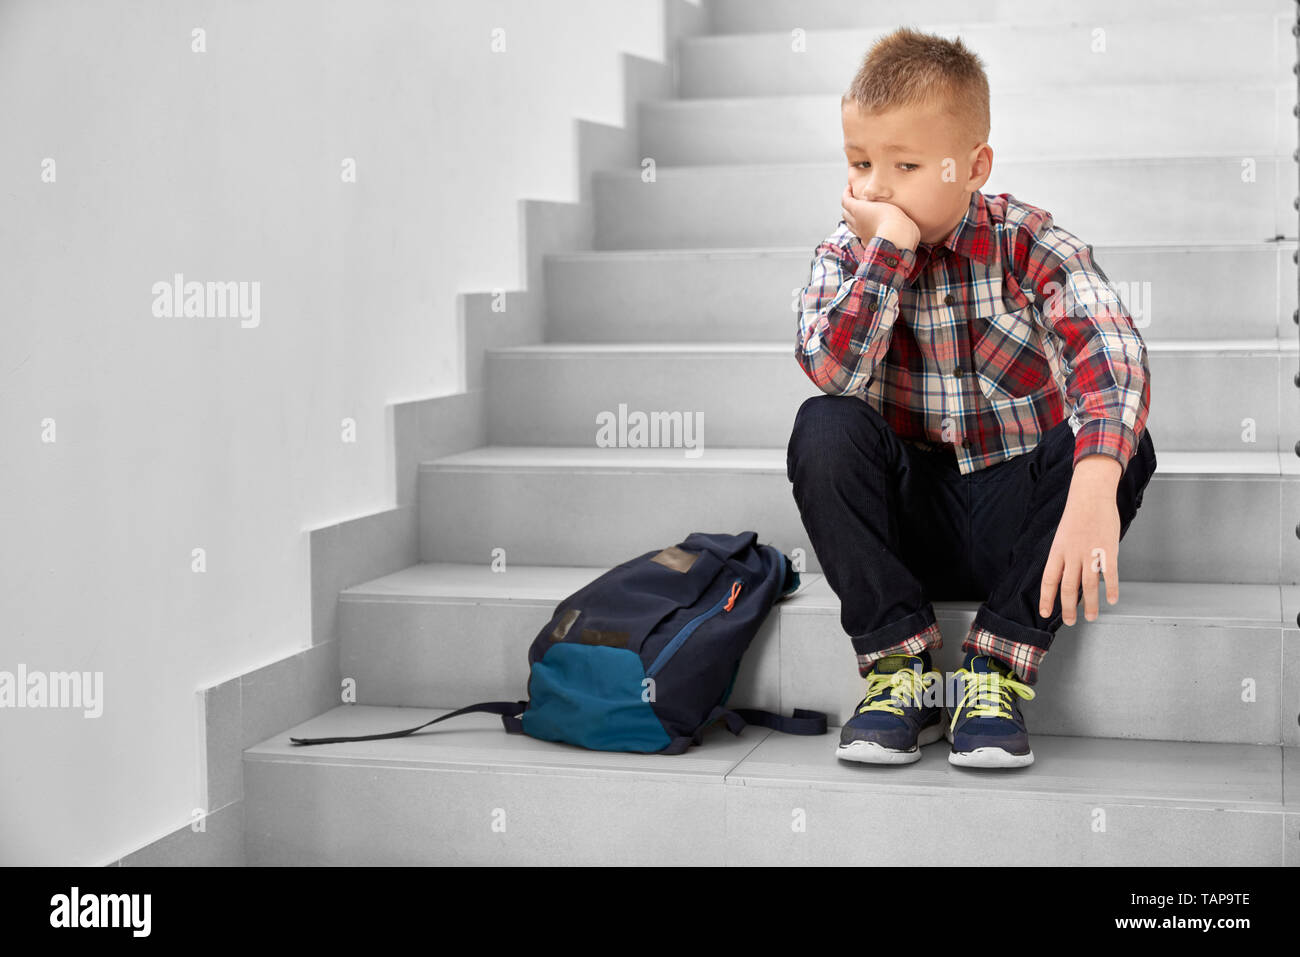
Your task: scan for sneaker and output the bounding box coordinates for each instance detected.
[945,654,1035,768]
[836,653,944,765]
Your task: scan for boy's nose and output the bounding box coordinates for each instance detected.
[849,175,886,203]
[858,178,887,202]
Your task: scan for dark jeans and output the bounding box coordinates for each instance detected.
[785,395,1157,684]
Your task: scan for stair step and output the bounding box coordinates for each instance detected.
[545,243,1296,344]
[641,83,1295,165]
[484,339,1300,453]
[422,444,1282,474]
[417,446,1300,584]
[678,17,1288,98]
[243,705,1295,865]
[338,564,1288,745]
[593,158,1290,249]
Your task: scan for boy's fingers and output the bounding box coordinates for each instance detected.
[1081,564,1100,622]
[1038,555,1061,618]
[1060,560,1081,625]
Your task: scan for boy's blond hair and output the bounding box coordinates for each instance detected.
[842,26,990,150]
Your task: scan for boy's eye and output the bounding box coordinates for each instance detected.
[852,161,919,171]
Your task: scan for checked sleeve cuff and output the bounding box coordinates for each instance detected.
[1073,418,1139,476]
[849,234,918,295]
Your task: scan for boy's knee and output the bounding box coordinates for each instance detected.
[790,395,854,460]
[787,394,888,481]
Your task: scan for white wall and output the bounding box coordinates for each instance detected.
[0,0,674,866]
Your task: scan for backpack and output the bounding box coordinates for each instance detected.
[290,531,827,753]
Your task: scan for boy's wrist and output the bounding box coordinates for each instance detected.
[1071,453,1123,490]
[874,223,919,251]
[853,232,916,292]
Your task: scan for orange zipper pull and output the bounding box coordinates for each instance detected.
[724,581,742,611]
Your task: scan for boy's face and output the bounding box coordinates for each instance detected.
[841,99,990,244]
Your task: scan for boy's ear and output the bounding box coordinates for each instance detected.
[967,142,994,187]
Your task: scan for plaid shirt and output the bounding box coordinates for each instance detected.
[794,190,1151,477]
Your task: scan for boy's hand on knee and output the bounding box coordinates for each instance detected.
[1038,493,1121,626]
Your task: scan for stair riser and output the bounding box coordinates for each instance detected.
[243,756,1285,865]
[707,0,1291,34]
[244,758,732,865]
[418,465,1300,585]
[722,789,1282,866]
[679,18,1288,98]
[780,611,1284,744]
[486,349,1297,453]
[338,597,1286,744]
[593,159,1289,249]
[546,246,1295,344]
[642,86,1295,166]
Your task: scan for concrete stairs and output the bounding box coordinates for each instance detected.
[244,0,1300,865]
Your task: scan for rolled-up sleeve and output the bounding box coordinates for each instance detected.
[795,227,918,397]
[1014,213,1151,475]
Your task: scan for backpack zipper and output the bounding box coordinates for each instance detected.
[645,579,744,678]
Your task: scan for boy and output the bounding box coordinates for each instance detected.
[786,27,1157,768]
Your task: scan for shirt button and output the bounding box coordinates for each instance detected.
[953,365,964,378]
[961,439,972,448]
[944,293,955,306]
[866,300,877,312]
[885,257,898,267]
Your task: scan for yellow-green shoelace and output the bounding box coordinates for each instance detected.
[857,666,937,717]
[949,668,1035,732]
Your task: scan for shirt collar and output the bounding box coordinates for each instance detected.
[914,191,996,272]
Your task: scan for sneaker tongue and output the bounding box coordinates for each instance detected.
[875,654,921,674]
[970,655,1012,676]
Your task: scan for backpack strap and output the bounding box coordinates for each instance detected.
[730,707,827,735]
[288,700,528,746]
[659,706,827,754]
[289,700,826,751]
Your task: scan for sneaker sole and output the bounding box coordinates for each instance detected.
[948,747,1035,768]
[943,720,1034,768]
[836,719,945,764]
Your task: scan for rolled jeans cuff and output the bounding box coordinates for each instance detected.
[961,604,1053,685]
[854,616,944,678]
